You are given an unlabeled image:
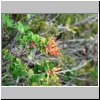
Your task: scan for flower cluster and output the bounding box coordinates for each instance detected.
[46,66,62,75]
[45,37,60,57]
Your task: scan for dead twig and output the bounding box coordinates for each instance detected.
[57,59,92,74]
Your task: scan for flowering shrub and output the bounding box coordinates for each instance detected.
[2,14,98,86]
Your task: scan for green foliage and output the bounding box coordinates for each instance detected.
[90,67,98,78]
[3,50,28,80]
[15,22,47,49]
[66,17,72,25]
[29,73,47,86]
[15,22,30,34]
[2,48,60,86]
[2,14,15,40]
[2,14,13,28]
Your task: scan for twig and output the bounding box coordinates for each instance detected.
[2,61,10,66]
[57,59,92,74]
[16,76,20,85]
[50,14,59,23]
[2,75,8,79]
[25,15,35,23]
[57,15,98,30]
[73,15,98,26]
[60,38,95,44]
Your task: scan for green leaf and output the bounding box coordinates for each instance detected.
[27,14,31,19]
[2,14,13,28]
[66,26,76,33]
[7,54,14,61]
[20,28,25,34]
[90,67,98,77]
[21,70,28,77]
[7,20,13,28]
[40,37,47,45]
[49,63,54,70]
[22,35,28,41]
[27,31,33,37]
[34,65,40,74]
[28,69,34,76]
[66,17,71,25]
[39,73,46,79]
[44,66,49,71]
[28,52,33,60]
[17,22,26,34]
[31,34,37,41]
[30,74,39,82]
[18,22,23,28]
[24,26,30,32]
[42,82,48,86]
[16,34,21,41]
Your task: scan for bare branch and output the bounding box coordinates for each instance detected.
[57,59,92,74]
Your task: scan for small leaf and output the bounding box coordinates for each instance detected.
[27,14,31,19]
[44,66,49,71]
[49,63,54,70]
[66,17,71,25]
[16,58,21,63]
[16,34,21,41]
[24,26,30,31]
[28,53,33,60]
[22,36,28,41]
[31,34,37,41]
[39,73,46,79]
[41,37,47,45]
[20,28,25,34]
[28,69,34,76]
[42,82,48,86]
[27,31,33,37]
[7,20,13,28]
[31,74,40,82]
[18,22,23,28]
[34,65,40,74]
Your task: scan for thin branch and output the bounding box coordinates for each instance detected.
[16,76,20,85]
[73,14,98,26]
[2,61,10,66]
[2,75,8,79]
[57,59,92,74]
[25,15,35,23]
[57,15,98,30]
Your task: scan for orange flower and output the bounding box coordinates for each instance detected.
[49,50,55,55]
[46,70,51,75]
[46,67,62,75]
[54,52,59,57]
[45,37,60,57]
[52,67,62,72]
